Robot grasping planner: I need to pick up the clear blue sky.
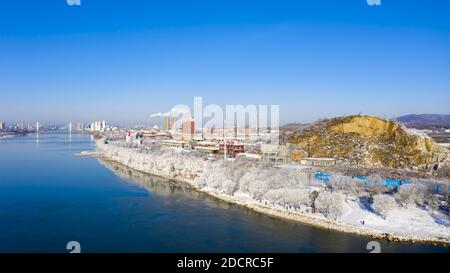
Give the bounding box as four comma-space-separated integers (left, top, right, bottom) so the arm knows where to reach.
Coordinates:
1, 0, 450, 125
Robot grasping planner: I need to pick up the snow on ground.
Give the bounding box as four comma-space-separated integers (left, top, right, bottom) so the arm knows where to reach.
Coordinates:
340, 200, 450, 239
403, 126, 430, 138
205, 187, 450, 240
233, 189, 450, 240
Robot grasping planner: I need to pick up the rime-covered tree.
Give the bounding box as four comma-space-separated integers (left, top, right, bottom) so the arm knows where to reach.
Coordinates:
395, 184, 414, 208
372, 194, 396, 219
309, 190, 319, 213
315, 191, 344, 220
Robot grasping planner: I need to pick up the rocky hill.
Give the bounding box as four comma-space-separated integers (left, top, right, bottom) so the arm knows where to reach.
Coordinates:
288, 115, 449, 169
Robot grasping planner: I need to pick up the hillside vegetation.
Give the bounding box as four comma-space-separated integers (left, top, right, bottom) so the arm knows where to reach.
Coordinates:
288, 115, 449, 169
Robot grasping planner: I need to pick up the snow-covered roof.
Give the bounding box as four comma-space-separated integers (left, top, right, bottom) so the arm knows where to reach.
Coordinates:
194, 146, 219, 151
275, 164, 313, 170
301, 158, 336, 161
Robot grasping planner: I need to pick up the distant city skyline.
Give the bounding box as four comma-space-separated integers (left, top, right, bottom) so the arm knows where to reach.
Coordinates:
1, 1, 450, 125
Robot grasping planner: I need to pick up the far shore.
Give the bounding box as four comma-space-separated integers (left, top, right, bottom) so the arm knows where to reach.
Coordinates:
0, 131, 31, 138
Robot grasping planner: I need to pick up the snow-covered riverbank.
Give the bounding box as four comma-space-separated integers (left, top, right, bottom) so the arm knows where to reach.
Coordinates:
95, 140, 450, 246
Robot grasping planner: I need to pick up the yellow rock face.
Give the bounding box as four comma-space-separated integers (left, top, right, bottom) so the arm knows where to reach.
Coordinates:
290, 149, 308, 161
329, 116, 398, 137
288, 115, 449, 168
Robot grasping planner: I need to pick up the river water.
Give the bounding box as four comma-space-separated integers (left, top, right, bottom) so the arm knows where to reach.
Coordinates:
0, 132, 447, 253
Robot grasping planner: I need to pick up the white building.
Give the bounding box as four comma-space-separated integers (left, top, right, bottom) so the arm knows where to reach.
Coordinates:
90, 120, 107, 132
159, 140, 187, 148
261, 144, 290, 163
236, 153, 262, 160
300, 158, 336, 167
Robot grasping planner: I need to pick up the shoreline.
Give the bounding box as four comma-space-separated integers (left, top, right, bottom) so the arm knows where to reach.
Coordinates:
0, 132, 31, 138
93, 151, 449, 247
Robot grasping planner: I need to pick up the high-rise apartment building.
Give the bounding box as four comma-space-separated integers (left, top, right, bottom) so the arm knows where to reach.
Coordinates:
182, 119, 195, 140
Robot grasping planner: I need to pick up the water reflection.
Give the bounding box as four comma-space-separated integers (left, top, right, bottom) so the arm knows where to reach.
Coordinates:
98, 158, 240, 212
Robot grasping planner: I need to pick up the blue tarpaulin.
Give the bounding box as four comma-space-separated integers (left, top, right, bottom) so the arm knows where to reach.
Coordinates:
313, 172, 446, 192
